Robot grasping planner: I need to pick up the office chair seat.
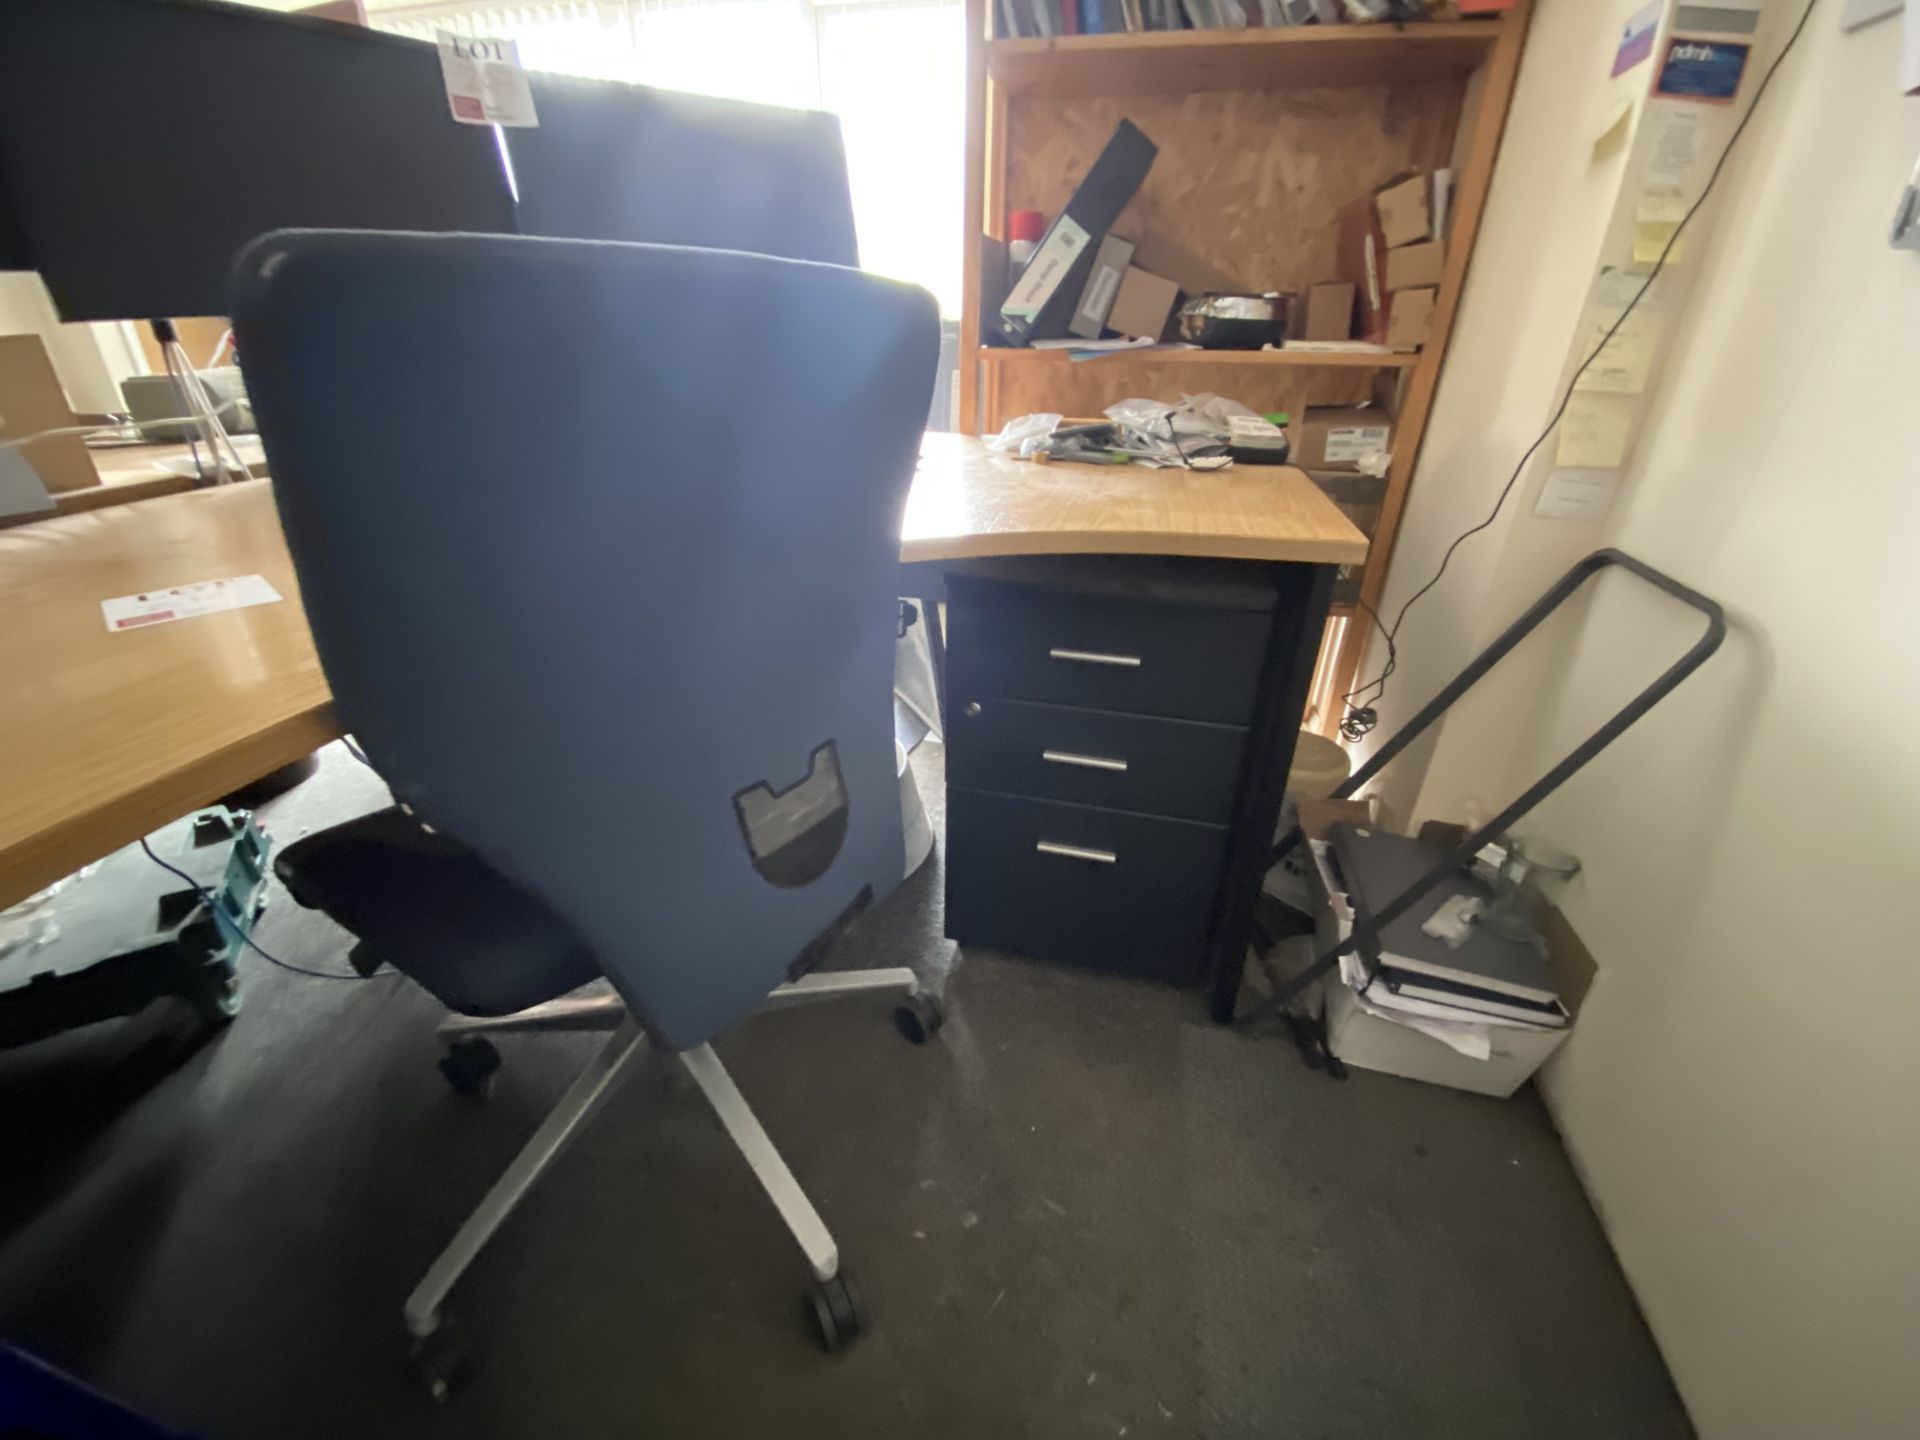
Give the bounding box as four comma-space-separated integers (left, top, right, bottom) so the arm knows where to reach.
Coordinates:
276, 808, 601, 1017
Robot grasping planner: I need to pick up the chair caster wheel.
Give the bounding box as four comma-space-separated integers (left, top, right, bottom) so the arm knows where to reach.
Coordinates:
438, 1037, 501, 1096
804, 1271, 867, 1354
347, 940, 386, 977
892, 993, 944, 1045
410, 1317, 474, 1401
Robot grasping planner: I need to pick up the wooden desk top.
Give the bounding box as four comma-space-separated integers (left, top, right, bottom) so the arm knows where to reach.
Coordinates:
0, 483, 335, 906
0, 436, 1366, 906
901, 431, 1368, 567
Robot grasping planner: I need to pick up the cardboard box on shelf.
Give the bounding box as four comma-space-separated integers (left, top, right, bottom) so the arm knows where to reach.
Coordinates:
1069, 233, 1136, 339
1292, 405, 1393, 471
1130, 231, 1246, 298
1105, 266, 1180, 341
1302, 281, 1357, 342
1297, 801, 1598, 1100
1375, 171, 1435, 248
1384, 286, 1437, 349
1385, 238, 1444, 292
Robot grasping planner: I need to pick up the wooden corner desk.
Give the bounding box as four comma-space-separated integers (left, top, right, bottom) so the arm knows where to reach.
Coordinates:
0, 432, 1364, 1022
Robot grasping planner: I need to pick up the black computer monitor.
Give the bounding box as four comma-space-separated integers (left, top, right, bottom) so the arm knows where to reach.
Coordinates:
507, 73, 859, 269
0, 0, 516, 321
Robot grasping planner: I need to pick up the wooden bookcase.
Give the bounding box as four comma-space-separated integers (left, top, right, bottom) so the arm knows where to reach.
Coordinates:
958, 2, 1534, 729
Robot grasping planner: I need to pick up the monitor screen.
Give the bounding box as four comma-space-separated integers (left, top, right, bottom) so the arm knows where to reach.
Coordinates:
507, 73, 858, 269
0, 0, 516, 321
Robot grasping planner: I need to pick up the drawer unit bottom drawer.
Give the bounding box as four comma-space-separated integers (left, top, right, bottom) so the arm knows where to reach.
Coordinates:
944, 787, 1227, 983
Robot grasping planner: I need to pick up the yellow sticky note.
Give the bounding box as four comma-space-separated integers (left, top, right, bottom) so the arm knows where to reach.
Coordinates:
1558, 396, 1633, 470
1575, 311, 1663, 395
1633, 220, 1687, 267
1636, 187, 1688, 225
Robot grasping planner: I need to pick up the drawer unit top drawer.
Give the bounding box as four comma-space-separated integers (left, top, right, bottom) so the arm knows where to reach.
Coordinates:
946, 576, 1274, 725
944, 787, 1226, 984
949, 696, 1246, 826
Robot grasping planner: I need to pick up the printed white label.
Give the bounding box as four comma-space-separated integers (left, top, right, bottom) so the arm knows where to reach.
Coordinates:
437, 31, 539, 128
1076, 263, 1123, 327
1323, 424, 1391, 463
1001, 217, 1092, 324
101, 575, 283, 632
1534, 469, 1620, 520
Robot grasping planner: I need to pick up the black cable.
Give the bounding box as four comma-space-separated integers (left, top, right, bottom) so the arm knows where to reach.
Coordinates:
139, 836, 375, 981
1341, 0, 1820, 739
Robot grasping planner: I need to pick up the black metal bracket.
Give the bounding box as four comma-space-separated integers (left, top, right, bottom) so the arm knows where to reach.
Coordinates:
1241, 548, 1726, 1027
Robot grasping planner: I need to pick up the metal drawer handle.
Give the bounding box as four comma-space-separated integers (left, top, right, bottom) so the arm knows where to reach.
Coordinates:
1048, 647, 1141, 668
1035, 840, 1118, 865
1042, 749, 1129, 773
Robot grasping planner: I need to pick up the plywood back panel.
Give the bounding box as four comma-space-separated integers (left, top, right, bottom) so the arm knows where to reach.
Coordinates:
993, 356, 1375, 432
1006, 82, 1463, 296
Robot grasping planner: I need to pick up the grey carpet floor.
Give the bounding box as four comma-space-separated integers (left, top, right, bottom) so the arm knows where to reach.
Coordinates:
0, 742, 1690, 1438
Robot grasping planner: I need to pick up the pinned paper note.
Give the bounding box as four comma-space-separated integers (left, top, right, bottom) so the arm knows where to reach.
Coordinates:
101, 575, 283, 632
1558, 396, 1634, 470
1633, 220, 1688, 267
1591, 266, 1671, 312
1575, 310, 1663, 394
1535, 469, 1621, 520
436, 31, 539, 127
1646, 105, 1706, 187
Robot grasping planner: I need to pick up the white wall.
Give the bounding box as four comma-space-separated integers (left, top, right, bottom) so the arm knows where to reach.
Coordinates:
1371, 6, 1920, 1437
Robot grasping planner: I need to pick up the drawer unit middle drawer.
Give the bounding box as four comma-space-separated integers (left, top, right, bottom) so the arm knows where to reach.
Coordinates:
946, 576, 1274, 725
948, 696, 1247, 826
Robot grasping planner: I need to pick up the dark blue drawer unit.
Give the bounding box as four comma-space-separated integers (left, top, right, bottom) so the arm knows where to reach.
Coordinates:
942, 558, 1335, 1008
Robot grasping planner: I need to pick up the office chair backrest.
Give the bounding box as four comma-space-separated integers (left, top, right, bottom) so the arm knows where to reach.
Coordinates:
233, 232, 939, 1049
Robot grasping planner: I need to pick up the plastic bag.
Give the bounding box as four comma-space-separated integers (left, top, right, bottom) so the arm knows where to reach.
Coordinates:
985, 412, 1063, 460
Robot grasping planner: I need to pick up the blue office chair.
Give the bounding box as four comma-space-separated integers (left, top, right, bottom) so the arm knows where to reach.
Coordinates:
230, 230, 942, 1392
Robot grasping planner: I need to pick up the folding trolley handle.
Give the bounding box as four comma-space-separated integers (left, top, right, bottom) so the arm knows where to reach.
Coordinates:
1252, 548, 1726, 1017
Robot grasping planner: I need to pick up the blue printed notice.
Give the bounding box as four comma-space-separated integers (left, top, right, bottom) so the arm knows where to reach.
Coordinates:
1655, 39, 1750, 102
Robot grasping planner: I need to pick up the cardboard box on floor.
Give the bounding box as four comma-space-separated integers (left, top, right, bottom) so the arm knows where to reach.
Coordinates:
1297, 801, 1598, 1099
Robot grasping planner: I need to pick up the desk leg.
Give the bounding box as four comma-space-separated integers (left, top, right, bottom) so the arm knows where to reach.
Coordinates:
1205, 562, 1338, 1025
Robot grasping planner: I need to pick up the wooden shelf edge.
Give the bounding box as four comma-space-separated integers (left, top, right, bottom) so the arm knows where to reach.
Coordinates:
986, 21, 1503, 96
978, 345, 1420, 370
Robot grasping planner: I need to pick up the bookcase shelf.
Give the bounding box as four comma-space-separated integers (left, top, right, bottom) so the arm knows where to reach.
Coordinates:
959, 1, 1536, 729
980, 344, 1421, 370
986, 22, 1503, 98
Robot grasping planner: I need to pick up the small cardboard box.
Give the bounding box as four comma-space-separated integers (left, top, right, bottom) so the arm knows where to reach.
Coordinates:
1292, 404, 1393, 471
1385, 239, 1444, 292
1384, 286, 1437, 349
1375, 172, 1434, 248
1302, 281, 1357, 342
1299, 803, 1599, 1100
1105, 266, 1180, 341
1130, 231, 1246, 297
